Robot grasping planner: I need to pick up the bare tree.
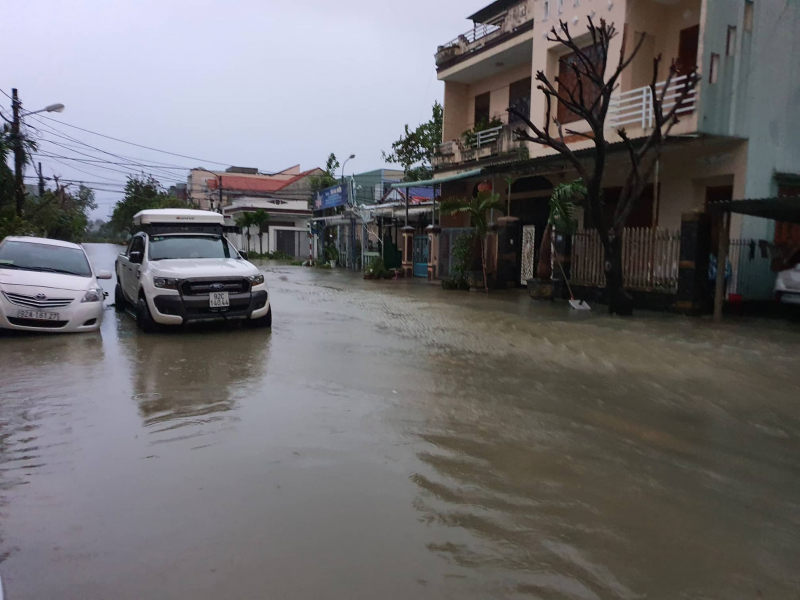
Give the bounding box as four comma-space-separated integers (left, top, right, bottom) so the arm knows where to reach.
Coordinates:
509, 18, 699, 314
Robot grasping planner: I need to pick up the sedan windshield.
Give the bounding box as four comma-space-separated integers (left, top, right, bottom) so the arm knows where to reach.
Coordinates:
0, 241, 92, 277
148, 235, 238, 260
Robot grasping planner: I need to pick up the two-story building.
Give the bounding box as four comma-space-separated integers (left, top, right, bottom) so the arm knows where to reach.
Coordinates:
433, 0, 800, 298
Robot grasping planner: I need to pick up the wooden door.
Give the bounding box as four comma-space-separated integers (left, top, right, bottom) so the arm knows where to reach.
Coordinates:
677, 25, 700, 74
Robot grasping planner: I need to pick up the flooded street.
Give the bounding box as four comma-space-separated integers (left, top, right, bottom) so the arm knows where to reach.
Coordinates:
2, 243, 800, 599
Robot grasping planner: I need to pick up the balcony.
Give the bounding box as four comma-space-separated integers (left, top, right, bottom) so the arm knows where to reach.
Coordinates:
435, 1, 532, 71
434, 115, 528, 168
608, 76, 698, 129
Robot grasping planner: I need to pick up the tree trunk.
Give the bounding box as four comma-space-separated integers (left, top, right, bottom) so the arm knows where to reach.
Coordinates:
537, 225, 553, 279
480, 236, 489, 293
260, 233, 263, 255
604, 234, 633, 315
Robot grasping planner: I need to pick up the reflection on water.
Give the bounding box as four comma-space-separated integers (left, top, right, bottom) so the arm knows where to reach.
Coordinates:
121, 323, 271, 443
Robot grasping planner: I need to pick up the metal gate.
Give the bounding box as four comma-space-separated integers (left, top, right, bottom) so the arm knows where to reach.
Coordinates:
520, 225, 536, 284
439, 228, 475, 279
413, 235, 429, 278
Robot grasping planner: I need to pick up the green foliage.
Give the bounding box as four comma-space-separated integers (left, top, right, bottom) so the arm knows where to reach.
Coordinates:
548, 179, 586, 232
382, 102, 443, 182
323, 244, 339, 263
366, 257, 388, 279
110, 175, 191, 236
451, 231, 478, 285
440, 191, 504, 239
0, 185, 98, 244
251, 209, 270, 254
462, 116, 504, 147
309, 153, 340, 193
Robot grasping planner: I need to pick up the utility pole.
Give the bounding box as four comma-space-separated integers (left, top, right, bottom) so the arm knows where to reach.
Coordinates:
11, 89, 25, 217
218, 175, 223, 214
37, 162, 45, 197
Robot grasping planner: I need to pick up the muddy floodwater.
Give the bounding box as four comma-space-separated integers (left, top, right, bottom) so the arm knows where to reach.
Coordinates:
1, 243, 800, 599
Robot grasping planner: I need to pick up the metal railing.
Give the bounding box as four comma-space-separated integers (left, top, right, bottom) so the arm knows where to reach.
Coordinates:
473, 125, 504, 148
441, 20, 503, 49
608, 75, 697, 129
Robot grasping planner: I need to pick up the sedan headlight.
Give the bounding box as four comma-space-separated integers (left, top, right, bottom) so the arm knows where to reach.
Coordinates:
154, 277, 180, 290
81, 289, 103, 303
247, 274, 265, 286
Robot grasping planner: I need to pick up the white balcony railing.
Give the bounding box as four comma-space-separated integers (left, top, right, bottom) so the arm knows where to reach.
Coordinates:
473, 125, 503, 148
608, 75, 697, 129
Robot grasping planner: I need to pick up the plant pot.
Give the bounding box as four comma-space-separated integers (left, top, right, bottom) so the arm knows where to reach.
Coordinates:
329, 260, 336, 268
527, 278, 554, 300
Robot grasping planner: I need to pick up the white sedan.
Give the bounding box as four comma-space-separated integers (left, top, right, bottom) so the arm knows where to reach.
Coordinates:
0, 236, 112, 333
775, 263, 800, 305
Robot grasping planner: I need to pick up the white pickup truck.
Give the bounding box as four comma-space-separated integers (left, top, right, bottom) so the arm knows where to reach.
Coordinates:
114, 209, 271, 332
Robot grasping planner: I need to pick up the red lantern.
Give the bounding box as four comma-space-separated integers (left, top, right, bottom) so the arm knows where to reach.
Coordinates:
477, 181, 492, 193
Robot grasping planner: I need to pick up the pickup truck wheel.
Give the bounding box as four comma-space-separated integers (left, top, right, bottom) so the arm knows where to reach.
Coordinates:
114, 284, 126, 312
249, 306, 272, 329
136, 295, 158, 333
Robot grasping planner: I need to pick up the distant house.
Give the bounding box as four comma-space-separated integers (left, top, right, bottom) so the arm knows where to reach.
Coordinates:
187, 165, 323, 212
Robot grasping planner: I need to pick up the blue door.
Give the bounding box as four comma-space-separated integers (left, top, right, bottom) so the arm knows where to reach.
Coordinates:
413, 236, 429, 278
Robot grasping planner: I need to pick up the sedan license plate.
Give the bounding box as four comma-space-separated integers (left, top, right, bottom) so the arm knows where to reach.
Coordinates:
209, 291, 230, 309
18, 309, 60, 321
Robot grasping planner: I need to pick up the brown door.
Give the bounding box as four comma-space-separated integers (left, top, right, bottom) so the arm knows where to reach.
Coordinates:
677, 25, 699, 74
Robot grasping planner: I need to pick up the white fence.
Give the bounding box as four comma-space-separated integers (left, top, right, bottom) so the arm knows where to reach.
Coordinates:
608, 76, 697, 129
570, 228, 681, 292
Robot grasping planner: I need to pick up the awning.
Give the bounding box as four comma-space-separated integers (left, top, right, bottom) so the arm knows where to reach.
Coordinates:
711, 196, 800, 224
389, 168, 483, 189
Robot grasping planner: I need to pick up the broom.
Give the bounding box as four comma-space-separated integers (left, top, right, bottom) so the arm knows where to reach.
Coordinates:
554, 250, 590, 310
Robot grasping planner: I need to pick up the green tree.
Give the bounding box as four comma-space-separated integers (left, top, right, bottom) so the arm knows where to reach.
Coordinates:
109, 175, 190, 236
309, 153, 340, 193
251, 209, 271, 255
235, 212, 256, 253
537, 180, 586, 279
382, 101, 443, 182
441, 191, 505, 293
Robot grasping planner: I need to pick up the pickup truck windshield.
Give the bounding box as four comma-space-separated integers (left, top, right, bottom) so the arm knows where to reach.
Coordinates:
0, 240, 92, 277
148, 235, 238, 261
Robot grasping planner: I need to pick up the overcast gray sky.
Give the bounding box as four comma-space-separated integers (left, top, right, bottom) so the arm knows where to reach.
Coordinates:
4, 0, 489, 217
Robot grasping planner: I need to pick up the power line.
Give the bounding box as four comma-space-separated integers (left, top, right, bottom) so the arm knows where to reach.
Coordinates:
36, 114, 243, 168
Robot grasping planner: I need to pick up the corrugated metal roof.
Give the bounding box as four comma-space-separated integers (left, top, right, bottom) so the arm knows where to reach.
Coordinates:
711, 196, 800, 223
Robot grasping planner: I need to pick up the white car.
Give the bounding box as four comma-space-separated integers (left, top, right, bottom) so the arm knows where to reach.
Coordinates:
0, 236, 112, 333
114, 209, 271, 332
775, 263, 800, 305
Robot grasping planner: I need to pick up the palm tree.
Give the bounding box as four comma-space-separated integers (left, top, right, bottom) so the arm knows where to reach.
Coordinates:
537, 180, 586, 279
251, 209, 271, 256
235, 212, 256, 253
441, 191, 505, 293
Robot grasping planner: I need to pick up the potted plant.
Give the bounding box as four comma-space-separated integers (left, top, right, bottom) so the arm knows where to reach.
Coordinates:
527, 180, 585, 299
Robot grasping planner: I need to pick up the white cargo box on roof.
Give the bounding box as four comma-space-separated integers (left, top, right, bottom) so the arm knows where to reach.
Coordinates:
133, 209, 224, 226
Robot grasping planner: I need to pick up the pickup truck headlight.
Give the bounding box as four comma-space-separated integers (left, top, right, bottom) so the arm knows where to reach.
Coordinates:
247, 274, 265, 286
81, 288, 103, 303
154, 277, 180, 290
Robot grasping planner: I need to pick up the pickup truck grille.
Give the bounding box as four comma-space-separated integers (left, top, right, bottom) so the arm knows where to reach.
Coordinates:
3, 291, 75, 309
180, 278, 249, 296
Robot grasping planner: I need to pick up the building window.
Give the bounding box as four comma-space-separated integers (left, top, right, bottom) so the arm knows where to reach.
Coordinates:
543, 0, 549, 20
474, 92, 491, 126
709, 53, 720, 84
743, 0, 754, 31
509, 77, 532, 123
726, 25, 737, 55
557, 44, 603, 124
558, 0, 564, 14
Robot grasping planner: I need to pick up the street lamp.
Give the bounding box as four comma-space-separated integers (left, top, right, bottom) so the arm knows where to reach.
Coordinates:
22, 103, 65, 116
341, 154, 355, 180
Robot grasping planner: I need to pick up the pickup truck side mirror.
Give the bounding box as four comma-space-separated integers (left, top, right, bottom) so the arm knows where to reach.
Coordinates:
239, 251, 248, 260
129, 251, 143, 264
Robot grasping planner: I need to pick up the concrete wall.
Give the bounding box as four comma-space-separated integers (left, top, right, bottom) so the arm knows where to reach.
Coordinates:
699, 0, 800, 239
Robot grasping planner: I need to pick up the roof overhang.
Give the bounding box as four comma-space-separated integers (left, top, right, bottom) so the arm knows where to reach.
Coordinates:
711, 196, 800, 223
390, 168, 483, 189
